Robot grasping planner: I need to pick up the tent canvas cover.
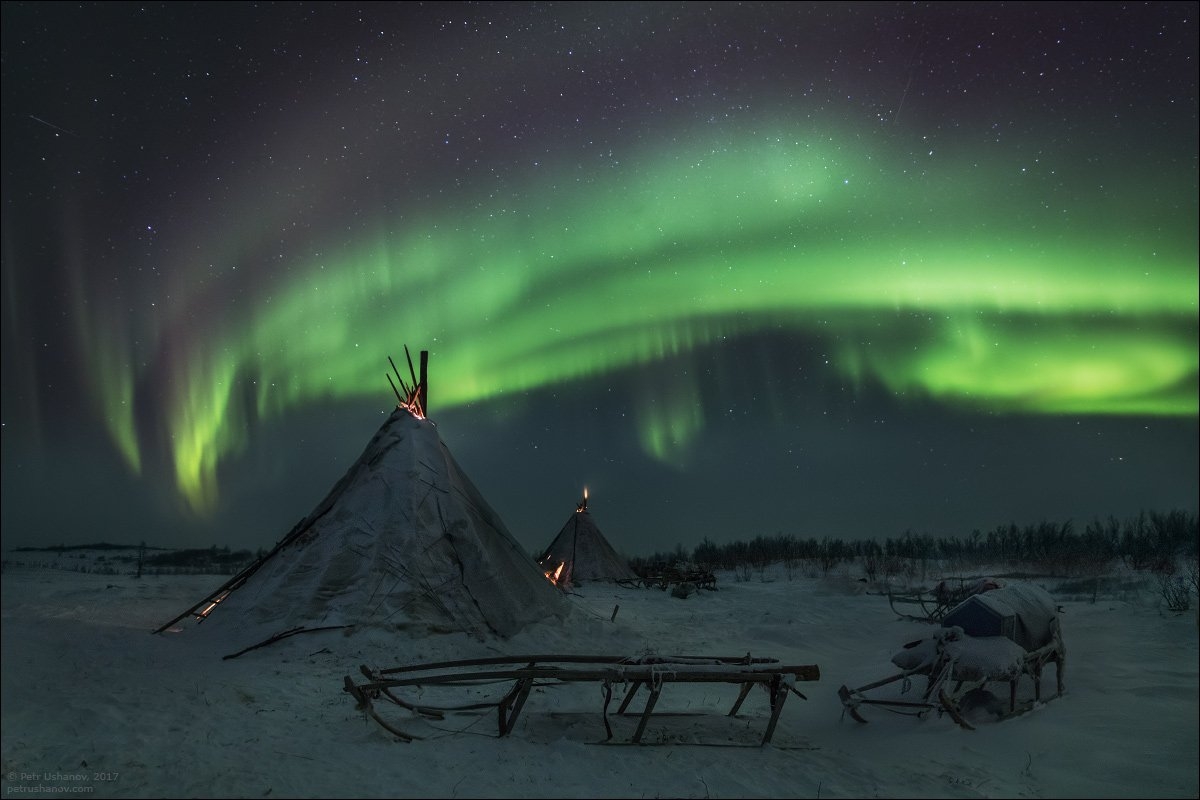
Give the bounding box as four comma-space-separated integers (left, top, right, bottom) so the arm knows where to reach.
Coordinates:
538, 491, 638, 586
160, 407, 567, 645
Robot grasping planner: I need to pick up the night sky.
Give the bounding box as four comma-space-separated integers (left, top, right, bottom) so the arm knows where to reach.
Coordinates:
2, 2, 1196, 557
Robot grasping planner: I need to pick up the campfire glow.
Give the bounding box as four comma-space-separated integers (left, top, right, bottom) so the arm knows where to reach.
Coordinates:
387, 349, 427, 420
198, 590, 231, 619
398, 397, 426, 420
544, 561, 566, 586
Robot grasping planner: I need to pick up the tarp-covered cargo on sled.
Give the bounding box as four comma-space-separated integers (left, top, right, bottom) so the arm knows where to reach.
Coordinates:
839, 582, 1066, 729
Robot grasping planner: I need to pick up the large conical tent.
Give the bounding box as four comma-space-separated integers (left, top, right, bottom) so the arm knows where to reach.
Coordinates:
538, 490, 638, 587
158, 353, 566, 646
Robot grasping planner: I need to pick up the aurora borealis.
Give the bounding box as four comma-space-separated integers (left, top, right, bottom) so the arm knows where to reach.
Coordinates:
2, 2, 1196, 553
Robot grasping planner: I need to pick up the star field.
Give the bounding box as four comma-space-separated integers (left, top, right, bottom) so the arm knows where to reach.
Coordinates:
2, 2, 1196, 552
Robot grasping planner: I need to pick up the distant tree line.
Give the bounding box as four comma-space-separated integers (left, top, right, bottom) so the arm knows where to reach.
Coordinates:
2, 544, 264, 576
146, 545, 261, 573
13, 542, 158, 553
629, 509, 1198, 580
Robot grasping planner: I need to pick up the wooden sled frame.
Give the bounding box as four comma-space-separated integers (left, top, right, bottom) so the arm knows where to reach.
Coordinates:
886, 578, 986, 623
345, 653, 819, 744
623, 569, 718, 591
838, 624, 1065, 730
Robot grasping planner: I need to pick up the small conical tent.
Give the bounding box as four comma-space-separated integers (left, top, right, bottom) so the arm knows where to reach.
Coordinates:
537, 490, 638, 587
158, 395, 567, 645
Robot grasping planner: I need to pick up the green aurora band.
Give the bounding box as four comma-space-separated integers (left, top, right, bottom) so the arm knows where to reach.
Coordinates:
88, 129, 1198, 513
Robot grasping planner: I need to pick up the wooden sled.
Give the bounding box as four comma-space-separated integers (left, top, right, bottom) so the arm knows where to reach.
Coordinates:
345, 653, 819, 744
634, 567, 718, 591
886, 577, 1003, 623
838, 622, 1065, 730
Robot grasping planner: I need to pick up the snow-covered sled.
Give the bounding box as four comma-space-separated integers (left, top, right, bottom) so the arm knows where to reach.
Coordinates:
840, 582, 1066, 729
886, 576, 1004, 623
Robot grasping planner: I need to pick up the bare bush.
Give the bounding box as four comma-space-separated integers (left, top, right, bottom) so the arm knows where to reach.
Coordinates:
862, 554, 879, 586
783, 556, 798, 581
1159, 573, 1192, 614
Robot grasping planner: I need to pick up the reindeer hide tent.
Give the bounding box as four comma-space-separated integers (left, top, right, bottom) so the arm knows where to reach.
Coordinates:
538, 491, 638, 586
158, 405, 567, 646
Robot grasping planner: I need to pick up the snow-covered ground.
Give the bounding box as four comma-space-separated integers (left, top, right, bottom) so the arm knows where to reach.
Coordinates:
2, 557, 1197, 798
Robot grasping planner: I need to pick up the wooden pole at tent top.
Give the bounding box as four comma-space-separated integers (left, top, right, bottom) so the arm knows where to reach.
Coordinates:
419, 350, 428, 415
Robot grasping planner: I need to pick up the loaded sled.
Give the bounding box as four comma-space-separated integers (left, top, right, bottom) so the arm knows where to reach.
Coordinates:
886, 576, 1004, 623
840, 582, 1066, 729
